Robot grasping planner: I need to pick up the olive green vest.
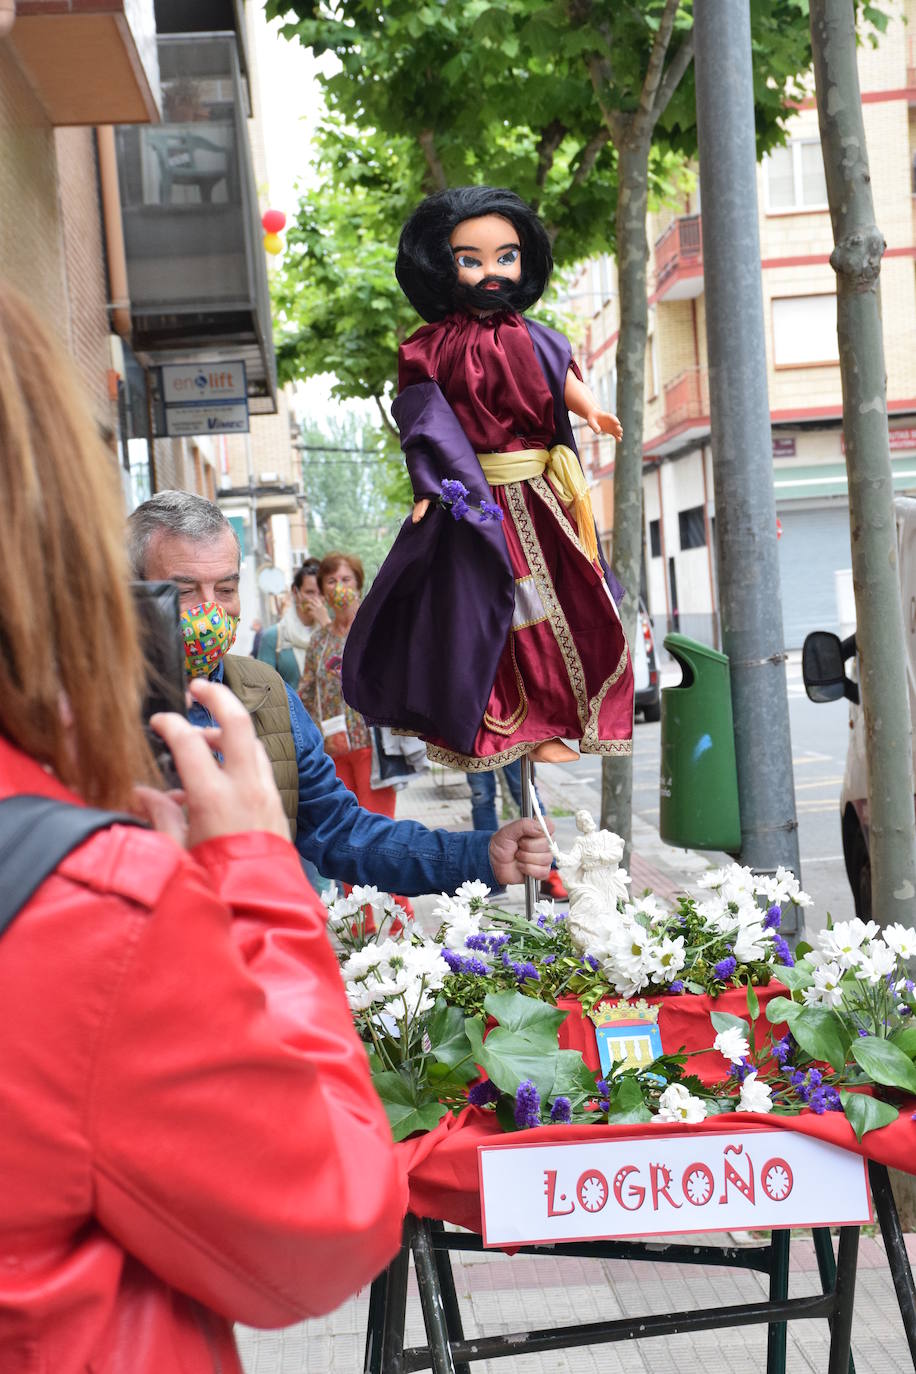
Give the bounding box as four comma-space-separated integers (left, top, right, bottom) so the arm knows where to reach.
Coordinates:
222, 655, 298, 839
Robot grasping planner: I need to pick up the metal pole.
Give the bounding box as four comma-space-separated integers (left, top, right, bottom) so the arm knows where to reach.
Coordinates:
693, 0, 802, 932
519, 755, 538, 920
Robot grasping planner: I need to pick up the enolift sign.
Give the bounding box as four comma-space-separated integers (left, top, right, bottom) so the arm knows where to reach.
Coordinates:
160, 361, 249, 436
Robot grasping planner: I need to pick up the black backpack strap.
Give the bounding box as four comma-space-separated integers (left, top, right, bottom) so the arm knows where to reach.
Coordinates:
0, 795, 144, 937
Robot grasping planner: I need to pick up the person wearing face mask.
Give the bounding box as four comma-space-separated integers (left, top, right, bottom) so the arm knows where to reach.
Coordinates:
126, 493, 554, 898
256, 559, 330, 689
298, 553, 396, 817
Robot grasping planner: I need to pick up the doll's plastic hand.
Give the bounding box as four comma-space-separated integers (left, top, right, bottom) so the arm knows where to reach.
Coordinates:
412, 499, 431, 524
587, 409, 623, 440
489, 818, 554, 885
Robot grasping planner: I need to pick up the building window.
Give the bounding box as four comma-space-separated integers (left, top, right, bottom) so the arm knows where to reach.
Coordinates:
649, 518, 662, 558
772, 294, 839, 367
678, 505, 706, 550
764, 139, 828, 212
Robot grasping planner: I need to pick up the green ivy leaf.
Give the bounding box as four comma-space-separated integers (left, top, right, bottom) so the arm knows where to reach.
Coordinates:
464, 1013, 557, 1098
551, 1049, 599, 1101
839, 1089, 899, 1142
851, 1036, 916, 1095
483, 989, 568, 1039
746, 982, 760, 1022
371, 1070, 449, 1142
427, 998, 476, 1075
789, 1006, 850, 1074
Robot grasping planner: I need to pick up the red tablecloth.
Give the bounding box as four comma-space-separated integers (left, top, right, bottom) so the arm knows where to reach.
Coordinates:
399, 1103, 915, 1235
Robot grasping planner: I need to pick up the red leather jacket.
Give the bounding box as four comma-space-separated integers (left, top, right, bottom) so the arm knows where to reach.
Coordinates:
0, 738, 407, 1373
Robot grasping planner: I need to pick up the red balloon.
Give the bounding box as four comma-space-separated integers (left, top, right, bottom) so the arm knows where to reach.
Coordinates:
261, 209, 287, 234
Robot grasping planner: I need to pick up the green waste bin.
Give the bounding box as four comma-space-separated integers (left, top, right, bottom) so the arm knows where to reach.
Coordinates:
659, 633, 741, 853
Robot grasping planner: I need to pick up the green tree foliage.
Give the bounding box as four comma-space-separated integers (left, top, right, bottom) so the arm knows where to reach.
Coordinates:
298, 413, 407, 580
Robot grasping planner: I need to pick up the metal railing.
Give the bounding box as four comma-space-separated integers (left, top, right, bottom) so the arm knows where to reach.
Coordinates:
654, 213, 703, 286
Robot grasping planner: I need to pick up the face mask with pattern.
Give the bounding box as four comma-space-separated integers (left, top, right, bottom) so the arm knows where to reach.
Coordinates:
179, 601, 240, 678
326, 583, 359, 612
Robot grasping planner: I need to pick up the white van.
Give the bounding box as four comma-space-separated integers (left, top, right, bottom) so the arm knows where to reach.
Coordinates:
802, 495, 916, 919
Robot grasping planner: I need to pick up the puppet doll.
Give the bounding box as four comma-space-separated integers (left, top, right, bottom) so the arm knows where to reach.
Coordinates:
342, 186, 634, 771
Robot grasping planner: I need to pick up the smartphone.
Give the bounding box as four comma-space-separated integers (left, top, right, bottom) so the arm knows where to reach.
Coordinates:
131, 580, 187, 787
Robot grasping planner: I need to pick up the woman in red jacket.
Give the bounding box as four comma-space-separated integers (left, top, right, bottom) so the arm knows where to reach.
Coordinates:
0, 282, 406, 1373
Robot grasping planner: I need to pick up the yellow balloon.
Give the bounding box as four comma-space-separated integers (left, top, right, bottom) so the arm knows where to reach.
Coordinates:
263, 232, 283, 256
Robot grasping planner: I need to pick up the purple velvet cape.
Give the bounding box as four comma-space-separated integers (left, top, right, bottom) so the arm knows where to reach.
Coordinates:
341, 316, 626, 755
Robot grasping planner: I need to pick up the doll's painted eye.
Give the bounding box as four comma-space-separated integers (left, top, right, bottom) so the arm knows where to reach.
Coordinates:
498, 248, 520, 266
455, 253, 481, 269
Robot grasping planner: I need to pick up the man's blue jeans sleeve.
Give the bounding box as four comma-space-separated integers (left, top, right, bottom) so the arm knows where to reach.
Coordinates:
285, 686, 495, 896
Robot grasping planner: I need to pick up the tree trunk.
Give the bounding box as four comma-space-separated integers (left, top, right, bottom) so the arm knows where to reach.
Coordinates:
602, 133, 651, 862
810, 0, 916, 930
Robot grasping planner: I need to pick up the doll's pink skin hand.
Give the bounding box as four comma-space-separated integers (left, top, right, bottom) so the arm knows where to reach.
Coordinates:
489, 818, 554, 885
586, 409, 623, 439
412, 499, 431, 524
564, 369, 623, 440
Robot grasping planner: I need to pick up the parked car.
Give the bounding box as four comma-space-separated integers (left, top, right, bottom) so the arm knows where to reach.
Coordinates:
801, 495, 916, 920
633, 599, 661, 723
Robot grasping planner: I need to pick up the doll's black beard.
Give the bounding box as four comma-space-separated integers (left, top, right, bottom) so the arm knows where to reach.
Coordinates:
455, 275, 528, 313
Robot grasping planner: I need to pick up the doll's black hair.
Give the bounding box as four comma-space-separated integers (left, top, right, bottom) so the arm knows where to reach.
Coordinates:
395, 186, 553, 323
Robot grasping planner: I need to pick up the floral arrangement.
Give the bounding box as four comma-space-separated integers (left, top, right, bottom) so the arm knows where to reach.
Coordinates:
324, 838, 916, 1142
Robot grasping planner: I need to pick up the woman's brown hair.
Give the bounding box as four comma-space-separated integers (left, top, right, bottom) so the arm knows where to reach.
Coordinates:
0, 282, 153, 808
318, 551, 365, 593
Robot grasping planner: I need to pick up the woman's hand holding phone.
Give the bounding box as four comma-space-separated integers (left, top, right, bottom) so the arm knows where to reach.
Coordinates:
139, 679, 290, 848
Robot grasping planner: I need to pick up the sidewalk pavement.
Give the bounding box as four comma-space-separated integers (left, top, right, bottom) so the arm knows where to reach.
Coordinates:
238, 753, 915, 1373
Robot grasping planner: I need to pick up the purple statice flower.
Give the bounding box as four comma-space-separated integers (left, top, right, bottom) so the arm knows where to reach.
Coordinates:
809, 1087, 828, 1115
772, 1033, 795, 1066
449, 496, 470, 521
441, 949, 490, 975
514, 960, 540, 983
763, 905, 782, 931
440, 478, 469, 504
790, 1069, 810, 1104
595, 1078, 610, 1113
542, 954, 557, 965
550, 1096, 572, 1124
488, 933, 510, 951
823, 1086, 843, 1112
464, 933, 488, 951
807, 1068, 823, 1088
586, 955, 600, 972
468, 1078, 500, 1108
536, 914, 548, 928
729, 1057, 754, 1085
514, 1079, 542, 1129
773, 934, 795, 967
906, 980, 915, 994
668, 980, 686, 993
714, 955, 738, 981
478, 499, 504, 524
858, 1027, 869, 1036
501, 949, 511, 967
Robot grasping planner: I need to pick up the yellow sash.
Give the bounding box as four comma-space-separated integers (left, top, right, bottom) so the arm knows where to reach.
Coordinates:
477, 445, 599, 564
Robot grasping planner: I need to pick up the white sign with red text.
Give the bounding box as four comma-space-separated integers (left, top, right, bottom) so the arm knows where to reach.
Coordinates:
477, 1131, 871, 1247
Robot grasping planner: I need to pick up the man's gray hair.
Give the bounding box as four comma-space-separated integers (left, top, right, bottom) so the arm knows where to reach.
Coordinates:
127, 489, 241, 578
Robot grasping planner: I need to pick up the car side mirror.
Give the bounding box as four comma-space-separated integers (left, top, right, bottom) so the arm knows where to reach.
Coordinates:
802, 630, 859, 705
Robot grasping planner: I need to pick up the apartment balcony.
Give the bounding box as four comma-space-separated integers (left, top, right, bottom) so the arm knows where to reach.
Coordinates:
115, 33, 276, 412
7, 0, 160, 125
654, 214, 704, 301
647, 366, 710, 457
